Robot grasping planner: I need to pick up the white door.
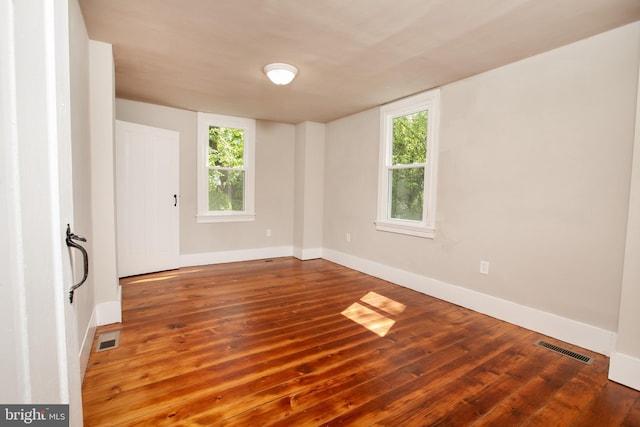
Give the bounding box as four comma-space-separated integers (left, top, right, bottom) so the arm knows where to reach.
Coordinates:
1, 0, 82, 422
116, 120, 180, 277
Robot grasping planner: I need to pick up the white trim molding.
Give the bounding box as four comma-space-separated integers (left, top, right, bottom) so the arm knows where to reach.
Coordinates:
323, 248, 615, 356
609, 352, 640, 391
196, 112, 256, 223
96, 285, 122, 326
293, 247, 323, 261
376, 89, 440, 239
79, 309, 97, 379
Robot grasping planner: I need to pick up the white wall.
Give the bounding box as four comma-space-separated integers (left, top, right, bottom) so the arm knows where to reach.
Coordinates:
609, 59, 640, 391
294, 121, 326, 259
89, 40, 121, 329
323, 23, 640, 352
115, 99, 296, 260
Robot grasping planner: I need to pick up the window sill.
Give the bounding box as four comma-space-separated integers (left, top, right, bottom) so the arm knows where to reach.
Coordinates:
375, 220, 435, 239
196, 212, 256, 223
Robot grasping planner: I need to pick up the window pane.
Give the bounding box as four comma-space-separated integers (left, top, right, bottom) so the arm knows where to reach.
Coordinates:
392, 110, 427, 165
389, 167, 424, 221
208, 126, 244, 168
208, 169, 245, 211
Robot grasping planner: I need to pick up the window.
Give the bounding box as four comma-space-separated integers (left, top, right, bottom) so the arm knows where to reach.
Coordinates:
197, 112, 256, 222
376, 89, 440, 238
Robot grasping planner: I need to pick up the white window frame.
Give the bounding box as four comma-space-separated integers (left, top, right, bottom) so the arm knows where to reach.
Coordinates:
196, 112, 256, 223
376, 89, 440, 238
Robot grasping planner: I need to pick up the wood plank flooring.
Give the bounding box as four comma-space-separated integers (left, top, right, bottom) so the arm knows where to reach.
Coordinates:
82, 257, 640, 426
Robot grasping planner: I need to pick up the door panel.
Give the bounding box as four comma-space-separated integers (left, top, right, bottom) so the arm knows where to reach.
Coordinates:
116, 120, 180, 277
1, 0, 84, 419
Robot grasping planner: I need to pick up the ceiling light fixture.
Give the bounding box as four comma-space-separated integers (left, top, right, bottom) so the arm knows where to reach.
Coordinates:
264, 63, 298, 85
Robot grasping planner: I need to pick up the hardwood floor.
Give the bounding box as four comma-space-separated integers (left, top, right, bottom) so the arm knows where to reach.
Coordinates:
82, 258, 640, 426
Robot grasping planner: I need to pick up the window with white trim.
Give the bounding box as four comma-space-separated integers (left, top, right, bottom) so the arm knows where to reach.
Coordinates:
376, 89, 440, 238
197, 112, 256, 223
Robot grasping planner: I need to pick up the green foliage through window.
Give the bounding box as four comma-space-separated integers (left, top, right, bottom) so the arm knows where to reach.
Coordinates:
389, 110, 428, 221
392, 111, 427, 165
208, 126, 245, 211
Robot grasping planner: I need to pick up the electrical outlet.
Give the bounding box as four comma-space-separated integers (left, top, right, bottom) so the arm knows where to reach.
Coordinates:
266, 229, 272, 237
346, 233, 351, 242
480, 260, 489, 275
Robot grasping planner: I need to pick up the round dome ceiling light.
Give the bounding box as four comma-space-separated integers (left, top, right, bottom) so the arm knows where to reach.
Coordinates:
264, 63, 298, 85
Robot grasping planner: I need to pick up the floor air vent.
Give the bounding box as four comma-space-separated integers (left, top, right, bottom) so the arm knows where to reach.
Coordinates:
534, 339, 594, 364
96, 331, 120, 352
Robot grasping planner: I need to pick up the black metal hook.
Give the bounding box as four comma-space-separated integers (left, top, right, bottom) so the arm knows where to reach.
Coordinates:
66, 224, 88, 303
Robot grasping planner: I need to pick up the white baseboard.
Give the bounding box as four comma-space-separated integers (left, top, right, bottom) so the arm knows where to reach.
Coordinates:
293, 247, 323, 260
96, 286, 122, 326
323, 249, 615, 356
609, 352, 640, 391
79, 309, 97, 380
180, 246, 294, 267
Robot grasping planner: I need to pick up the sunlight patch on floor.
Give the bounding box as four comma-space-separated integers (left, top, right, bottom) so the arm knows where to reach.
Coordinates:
360, 291, 406, 316
342, 303, 395, 337
341, 291, 407, 337
127, 274, 178, 284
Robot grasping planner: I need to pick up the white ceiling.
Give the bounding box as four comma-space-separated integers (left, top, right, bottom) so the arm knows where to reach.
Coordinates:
78, 0, 640, 124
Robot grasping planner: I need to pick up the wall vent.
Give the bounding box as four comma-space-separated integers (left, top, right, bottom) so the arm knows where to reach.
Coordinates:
534, 339, 594, 364
96, 331, 120, 352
